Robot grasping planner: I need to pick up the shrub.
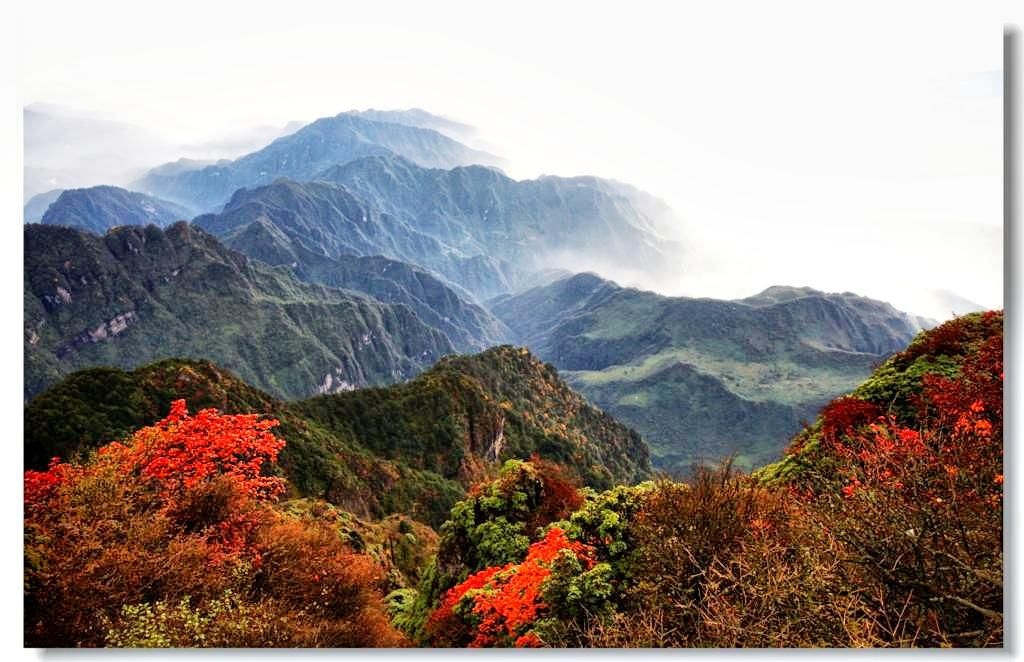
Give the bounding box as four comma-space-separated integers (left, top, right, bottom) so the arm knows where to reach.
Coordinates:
405, 460, 585, 637
549, 469, 871, 647
102, 591, 273, 647
624, 469, 798, 641
798, 312, 1003, 646
424, 527, 595, 647
24, 401, 405, 647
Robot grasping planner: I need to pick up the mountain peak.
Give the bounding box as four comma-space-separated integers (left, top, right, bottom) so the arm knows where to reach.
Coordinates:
743, 285, 824, 304
135, 110, 504, 213
40, 185, 192, 234
340, 108, 477, 140
491, 272, 927, 473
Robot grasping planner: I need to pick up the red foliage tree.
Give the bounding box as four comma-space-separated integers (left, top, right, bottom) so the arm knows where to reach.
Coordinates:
105, 399, 285, 499
26, 399, 285, 506
894, 310, 1003, 369
25, 400, 288, 566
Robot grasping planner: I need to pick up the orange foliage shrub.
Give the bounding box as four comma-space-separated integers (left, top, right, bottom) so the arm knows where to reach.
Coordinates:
548, 468, 866, 648
24, 401, 405, 648
808, 317, 1003, 646
525, 455, 585, 534
426, 527, 594, 647
818, 397, 882, 447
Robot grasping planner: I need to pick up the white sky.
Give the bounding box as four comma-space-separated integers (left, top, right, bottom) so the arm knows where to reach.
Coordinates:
17, 0, 1012, 318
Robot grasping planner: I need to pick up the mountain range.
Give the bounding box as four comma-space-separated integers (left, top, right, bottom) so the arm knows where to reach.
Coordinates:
25, 187, 927, 474
192, 176, 518, 301
25, 106, 935, 477
490, 273, 926, 471
24, 222, 453, 401
193, 154, 681, 301
315, 155, 682, 283
20, 102, 1003, 649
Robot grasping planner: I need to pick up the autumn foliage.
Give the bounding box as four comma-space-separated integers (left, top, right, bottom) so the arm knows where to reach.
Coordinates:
24, 400, 405, 647
426, 527, 595, 647
807, 313, 1004, 645
523, 455, 585, 534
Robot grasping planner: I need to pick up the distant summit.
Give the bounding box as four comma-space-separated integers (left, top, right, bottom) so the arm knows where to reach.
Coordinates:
342, 108, 478, 143
741, 285, 830, 305
315, 154, 683, 295
135, 112, 506, 213
40, 186, 191, 234
193, 153, 681, 302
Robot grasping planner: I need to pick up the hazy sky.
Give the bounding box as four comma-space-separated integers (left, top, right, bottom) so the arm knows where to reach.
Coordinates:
18, 0, 1008, 318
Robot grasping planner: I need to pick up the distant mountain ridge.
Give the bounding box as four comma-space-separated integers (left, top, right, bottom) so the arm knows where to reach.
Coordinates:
738, 285, 930, 354
202, 206, 510, 352
24, 222, 454, 401
342, 108, 479, 144
39, 185, 191, 234
194, 174, 522, 301
191, 153, 681, 302
490, 273, 924, 471
298, 254, 513, 352
135, 113, 506, 213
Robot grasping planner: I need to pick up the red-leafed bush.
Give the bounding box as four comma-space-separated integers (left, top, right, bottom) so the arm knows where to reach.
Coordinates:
425, 527, 594, 647
807, 316, 1004, 646
894, 310, 1003, 369
525, 456, 585, 535
24, 401, 405, 648
26, 399, 285, 511
100, 398, 286, 500
818, 397, 882, 446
